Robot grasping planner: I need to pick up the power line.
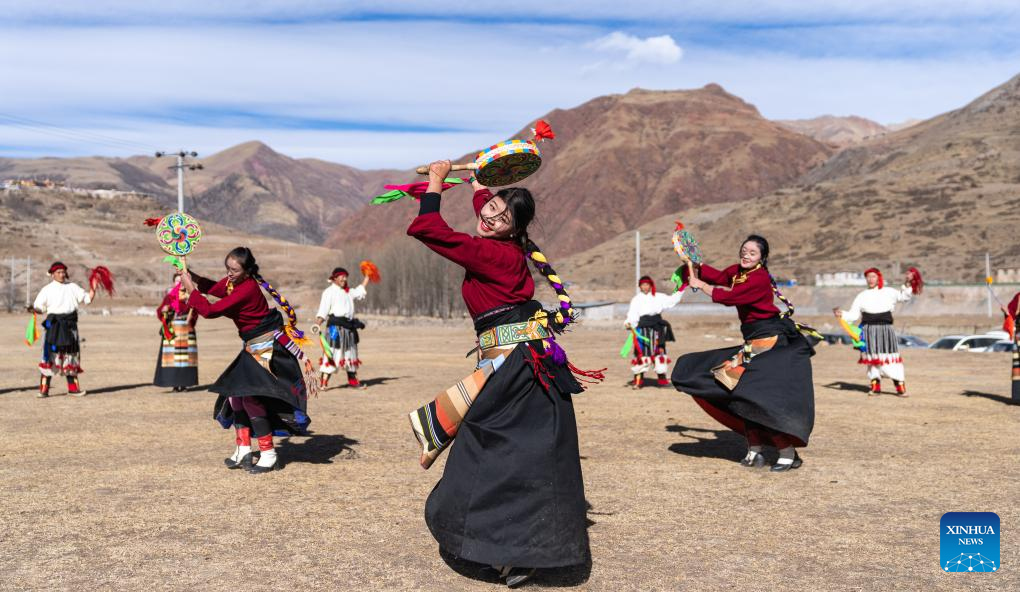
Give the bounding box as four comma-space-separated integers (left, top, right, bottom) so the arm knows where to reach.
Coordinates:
0, 112, 158, 153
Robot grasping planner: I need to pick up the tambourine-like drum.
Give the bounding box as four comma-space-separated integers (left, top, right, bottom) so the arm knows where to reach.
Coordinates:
472, 139, 542, 186
156, 212, 203, 257
413, 120, 554, 187
414, 139, 542, 187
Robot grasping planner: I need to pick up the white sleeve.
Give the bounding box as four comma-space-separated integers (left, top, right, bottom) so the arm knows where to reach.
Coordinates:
841, 293, 864, 323
626, 295, 641, 327
316, 288, 332, 320
74, 283, 91, 305
895, 285, 913, 303
660, 291, 684, 309
33, 286, 48, 313
350, 285, 367, 301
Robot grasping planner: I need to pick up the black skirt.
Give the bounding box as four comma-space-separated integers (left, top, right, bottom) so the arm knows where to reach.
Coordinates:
671, 316, 815, 446
43, 312, 80, 355
425, 302, 589, 569
211, 310, 309, 435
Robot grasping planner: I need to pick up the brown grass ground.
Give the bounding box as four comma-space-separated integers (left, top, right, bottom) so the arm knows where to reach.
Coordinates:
1, 314, 1017, 591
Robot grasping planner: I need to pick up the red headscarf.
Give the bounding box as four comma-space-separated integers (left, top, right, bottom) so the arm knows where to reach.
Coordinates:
863, 268, 884, 289
639, 275, 656, 296
48, 261, 67, 274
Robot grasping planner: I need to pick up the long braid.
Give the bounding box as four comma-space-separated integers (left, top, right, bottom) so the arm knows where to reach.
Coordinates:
524, 238, 576, 333
766, 267, 795, 319
253, 272, 309, 345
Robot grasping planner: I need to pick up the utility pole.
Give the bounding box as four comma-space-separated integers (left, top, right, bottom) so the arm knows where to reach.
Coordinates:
986, 252, 992, 317
635, 231, 641, 293
155, 150, 203, 213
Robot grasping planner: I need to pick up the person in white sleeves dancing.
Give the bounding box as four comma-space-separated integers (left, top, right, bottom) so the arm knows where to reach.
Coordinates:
625, 276, 684, 389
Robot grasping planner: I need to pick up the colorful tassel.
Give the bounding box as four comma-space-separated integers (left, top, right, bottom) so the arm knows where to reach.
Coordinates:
370, 177, 467, 205
144, 217, 162, 227
89, 266, 115, 296
24, 312, 39, 346
360, 260, 381, 283
163, 255, 184, 270
531, 119, 555, 142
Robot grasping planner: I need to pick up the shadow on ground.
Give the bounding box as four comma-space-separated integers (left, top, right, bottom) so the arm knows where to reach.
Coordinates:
960, 390, 1018, 406
277, 433, 359, 464
666, 423, 745, 462
822, 381, 871, 393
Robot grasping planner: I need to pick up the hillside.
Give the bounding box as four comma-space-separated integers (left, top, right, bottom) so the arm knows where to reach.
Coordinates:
329, 84, 833, 256
563, 73, 1020, 292
0, 143, 401, 244
776, 115, 889, 148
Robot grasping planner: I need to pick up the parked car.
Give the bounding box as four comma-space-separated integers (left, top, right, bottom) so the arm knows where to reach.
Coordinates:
897, 334, 929, 348
988, 340, 1015, 353
819, 333, 853, 346
929, 335, 1008, 352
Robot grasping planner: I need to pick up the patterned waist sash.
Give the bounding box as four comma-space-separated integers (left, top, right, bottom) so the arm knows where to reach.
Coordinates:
477, 319, 550, 350
712, 336, 780, 391
244, 329, 319, 400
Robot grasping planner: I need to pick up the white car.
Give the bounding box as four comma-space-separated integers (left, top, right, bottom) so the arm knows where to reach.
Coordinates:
929, 334, 1009, 352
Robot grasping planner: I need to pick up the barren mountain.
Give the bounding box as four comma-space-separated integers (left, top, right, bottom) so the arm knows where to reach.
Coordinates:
0, 142, 400, 244
329, 84, 833, 256
564, 73, 1020, 290
0, 188, 339, 312
776, 115, 889, 148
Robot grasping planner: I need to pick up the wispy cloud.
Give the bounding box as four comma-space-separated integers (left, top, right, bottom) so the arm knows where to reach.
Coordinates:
0, 2, 1016, 166
589, 32, 682, 65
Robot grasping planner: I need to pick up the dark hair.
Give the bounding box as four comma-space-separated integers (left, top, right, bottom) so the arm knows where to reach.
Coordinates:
741, 235, 770, 267
226, 246, 260, 277
224, 247, 304, 341
495, 187, 536, 249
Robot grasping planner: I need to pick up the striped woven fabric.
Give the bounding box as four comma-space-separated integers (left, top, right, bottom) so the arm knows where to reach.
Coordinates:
160, 318, 197, 368
859, 324, 902, 365
409, 348, 510, 469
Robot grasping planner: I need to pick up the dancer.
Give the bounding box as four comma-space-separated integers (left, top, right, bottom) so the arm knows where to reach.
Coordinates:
153, 270, 199, 391
314, 267, 369, 389
181, 247, 316, 474
30, 262, 104, 398
1003, 291, 1019, 402
625, 275, 683, 389
833, 267, 922, 396
672, 235, 815, 472
407, 163, 592, 587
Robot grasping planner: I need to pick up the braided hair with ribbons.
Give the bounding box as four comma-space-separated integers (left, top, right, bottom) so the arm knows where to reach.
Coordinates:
226, 247, 309, 346
740, 235, 819, 338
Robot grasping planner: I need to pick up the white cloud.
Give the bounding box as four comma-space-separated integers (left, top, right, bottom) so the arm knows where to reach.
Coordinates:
590, 32, 683, 65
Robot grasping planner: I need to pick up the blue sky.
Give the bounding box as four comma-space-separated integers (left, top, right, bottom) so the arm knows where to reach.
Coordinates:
0, 1, 1017, 167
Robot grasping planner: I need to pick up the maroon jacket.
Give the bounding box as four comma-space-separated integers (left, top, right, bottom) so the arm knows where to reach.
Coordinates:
188, 275, 270, 334
407, 189, 534, 319
698, 263, 780, 324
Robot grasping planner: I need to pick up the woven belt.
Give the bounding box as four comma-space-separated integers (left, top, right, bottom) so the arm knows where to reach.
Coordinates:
477, 320, 550, 351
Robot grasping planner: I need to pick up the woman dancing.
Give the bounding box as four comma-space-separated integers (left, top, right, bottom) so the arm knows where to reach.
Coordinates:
153, 269, 199, 392
407, 163, 592, 587
672, 235, 815, 472
181, 247, 315, 474
833, 267, 922, 396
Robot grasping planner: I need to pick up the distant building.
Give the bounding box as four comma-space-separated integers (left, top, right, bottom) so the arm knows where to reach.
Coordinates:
815, 272, 868, 287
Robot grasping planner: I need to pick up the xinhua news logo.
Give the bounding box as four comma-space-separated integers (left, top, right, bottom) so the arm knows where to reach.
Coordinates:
940, 512, 1000, 573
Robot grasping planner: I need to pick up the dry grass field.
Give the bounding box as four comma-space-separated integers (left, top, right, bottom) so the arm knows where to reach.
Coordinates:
1, 313, 1017, 591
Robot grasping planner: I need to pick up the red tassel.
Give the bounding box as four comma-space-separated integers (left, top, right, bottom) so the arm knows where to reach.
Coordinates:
360, 260, 381, 283
568, 362, 607, 385
531, 119, 556, 142
89, 266, 115, 296
674, 220, 685, 231
143, 217, 162, 227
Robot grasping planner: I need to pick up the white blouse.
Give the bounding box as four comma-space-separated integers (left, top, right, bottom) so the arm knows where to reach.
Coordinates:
626, 291, 684, 327
840, 285, 912, 323
316, 284, 366, 320
33, 281, 91, 315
